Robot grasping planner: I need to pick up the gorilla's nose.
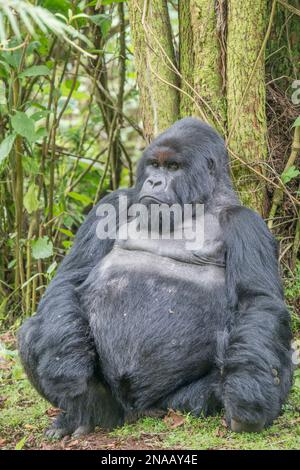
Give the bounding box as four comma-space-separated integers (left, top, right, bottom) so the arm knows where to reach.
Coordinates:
146, 176, 164, 189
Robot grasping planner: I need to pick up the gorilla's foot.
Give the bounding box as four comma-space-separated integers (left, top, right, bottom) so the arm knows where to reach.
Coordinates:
230, 418, 265, 433
45, 426, 70, 440
45, 412, 73, 440
72, 424, 94, 438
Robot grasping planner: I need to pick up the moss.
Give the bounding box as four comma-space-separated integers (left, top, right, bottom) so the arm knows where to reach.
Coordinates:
178, 0, 194, 118
190, 0, 227, 134
227, 0, 268, 213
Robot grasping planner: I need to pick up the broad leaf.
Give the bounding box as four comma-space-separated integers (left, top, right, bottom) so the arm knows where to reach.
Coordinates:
281, 165, 300, 184
15, 436, 27, 451
34, 127, 48, 140
32, 237, 53, 260
90, 15, 112, 37
24, 184, 39, 214
100, 0, 125, 4
54, 227, 75, 238
0, 134, 16, 165
11, 112, 36, 144
292, 116, 300, 128
30, 110, 49, 121
19, 65, 51, 78
46, 261, 57, 275
68, 191, 93, 205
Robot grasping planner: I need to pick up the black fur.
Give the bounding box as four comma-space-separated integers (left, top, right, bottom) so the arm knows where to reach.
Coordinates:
18, 118, 293, 436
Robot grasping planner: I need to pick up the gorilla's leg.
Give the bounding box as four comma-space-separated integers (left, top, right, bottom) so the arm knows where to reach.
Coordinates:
159, 370, 222, 417
45, 379, 124, 438
19, 314, 124, 439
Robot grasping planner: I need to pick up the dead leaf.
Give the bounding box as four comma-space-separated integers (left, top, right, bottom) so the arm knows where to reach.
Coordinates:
215, 427, 225, 438
163, 409, 185, 429
24, 424, 35, 430
46, 407, 60, 417
0, 396, 7, 408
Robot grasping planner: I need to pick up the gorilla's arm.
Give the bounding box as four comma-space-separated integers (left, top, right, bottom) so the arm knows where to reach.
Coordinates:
19, 189, 134, 404
220, 206, 292, 429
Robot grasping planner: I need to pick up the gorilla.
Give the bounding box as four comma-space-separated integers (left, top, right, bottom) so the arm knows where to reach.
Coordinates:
18, 118, 293, 438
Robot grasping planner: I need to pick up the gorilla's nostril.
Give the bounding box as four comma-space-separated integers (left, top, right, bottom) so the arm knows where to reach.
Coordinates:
147, 178, 162, 188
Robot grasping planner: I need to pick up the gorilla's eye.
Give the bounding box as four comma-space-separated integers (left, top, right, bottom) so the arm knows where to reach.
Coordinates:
207, 158, 215, 171
168, 162, 179, 171
150, 161, 159, 168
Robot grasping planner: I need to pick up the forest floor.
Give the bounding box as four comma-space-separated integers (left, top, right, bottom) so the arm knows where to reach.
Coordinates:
1, 331, 300, 451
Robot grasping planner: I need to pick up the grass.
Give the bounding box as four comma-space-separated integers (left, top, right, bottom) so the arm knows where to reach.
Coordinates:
1, 335, 300, 450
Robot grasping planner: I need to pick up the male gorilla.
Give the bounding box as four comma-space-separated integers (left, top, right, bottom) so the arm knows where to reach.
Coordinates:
19, 118, 293, 438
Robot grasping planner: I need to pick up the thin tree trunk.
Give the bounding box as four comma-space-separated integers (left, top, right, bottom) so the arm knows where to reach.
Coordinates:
227, 0, 269, 214
178, 0, 194, 118
190, 0, 227, 133
128, 0, 179, 141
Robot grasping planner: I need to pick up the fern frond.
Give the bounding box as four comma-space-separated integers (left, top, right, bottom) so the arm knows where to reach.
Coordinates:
0, 0, 95, 57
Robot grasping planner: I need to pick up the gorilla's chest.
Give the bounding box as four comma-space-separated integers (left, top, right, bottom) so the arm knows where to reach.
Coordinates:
98, 210, 226, 288
99, 244, 225, 290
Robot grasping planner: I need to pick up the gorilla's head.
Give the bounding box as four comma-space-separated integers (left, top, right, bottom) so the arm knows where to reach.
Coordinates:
136, 117, 231, 206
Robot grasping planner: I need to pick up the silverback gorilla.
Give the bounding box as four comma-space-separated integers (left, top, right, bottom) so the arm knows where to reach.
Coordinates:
19, 118, 293, 438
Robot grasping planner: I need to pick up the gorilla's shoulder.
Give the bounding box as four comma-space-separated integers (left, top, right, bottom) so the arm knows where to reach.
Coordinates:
220, 205, 268, 230
219, 205, 278, 253
85, 187, 136, 221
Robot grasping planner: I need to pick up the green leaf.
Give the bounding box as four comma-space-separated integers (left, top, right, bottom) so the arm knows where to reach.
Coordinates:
0, 60, 10, 78
32, 237, 53, 260
65, 79, 80, 91
54, 227, 75, 238
11, 112, 36, 144
34, 127, 48, 140
30, 110, 49, 121
281, 166, 300, 184
0, 49, 21, 69
23, 156, 40, 175
47, 261, 57, 275
0, 81, 6, 105
68, 191, 93, 206
19, 65, 51, 79
24, 184, 39, 214
90, 14, 112, 37
100, 0, 125, 4
15, 436, 27, 451
293, 116, 300, 128
40, 0, 73, 16
0, 134, 16, 165
62, 240, 73, 249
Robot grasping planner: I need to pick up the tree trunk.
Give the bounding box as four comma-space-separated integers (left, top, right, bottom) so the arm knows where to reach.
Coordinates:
178, 0, 194, 118
189, 0, 227, 134
226, 0, 268, 214
128, 0, 179, 141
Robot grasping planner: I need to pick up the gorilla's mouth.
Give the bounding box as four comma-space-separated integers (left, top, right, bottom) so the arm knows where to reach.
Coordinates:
138, 195, 166, 204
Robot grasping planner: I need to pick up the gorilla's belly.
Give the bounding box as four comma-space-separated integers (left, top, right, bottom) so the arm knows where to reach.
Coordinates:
86, 246, 229, 410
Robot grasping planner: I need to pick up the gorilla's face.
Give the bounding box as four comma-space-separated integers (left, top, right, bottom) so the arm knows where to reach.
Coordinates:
138, 145, 186, 206
136, 118, 229, 206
